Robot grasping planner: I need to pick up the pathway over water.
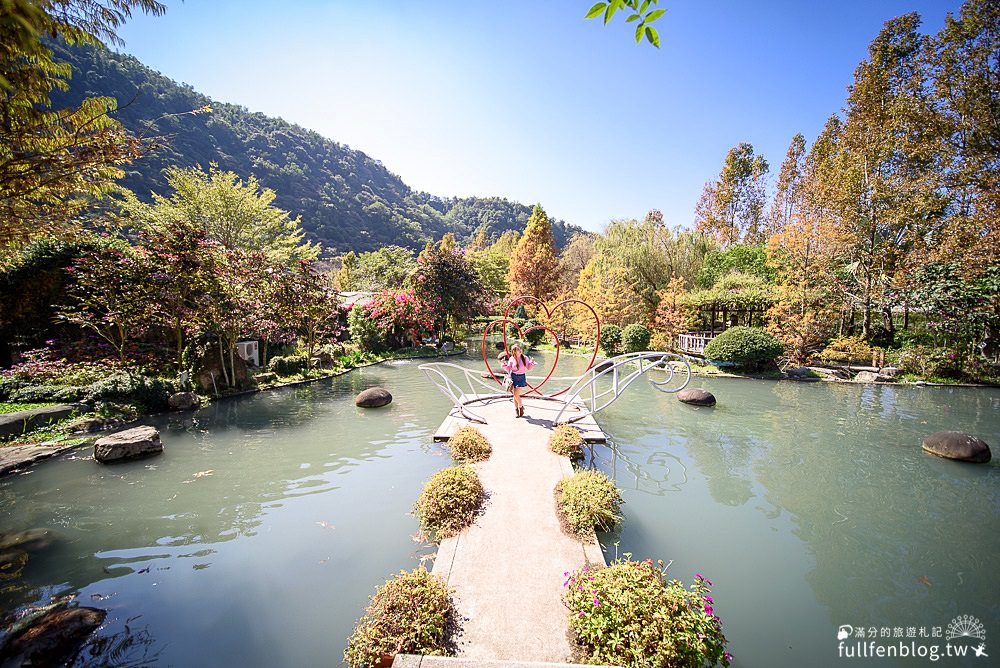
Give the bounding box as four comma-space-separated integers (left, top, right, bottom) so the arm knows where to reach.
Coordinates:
428, 395, 606, 662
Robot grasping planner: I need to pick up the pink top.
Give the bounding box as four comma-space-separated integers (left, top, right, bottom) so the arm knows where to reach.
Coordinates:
501, 354, 535, 375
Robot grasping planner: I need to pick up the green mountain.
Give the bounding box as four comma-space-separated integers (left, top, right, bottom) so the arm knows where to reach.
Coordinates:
49, 41, 581, 254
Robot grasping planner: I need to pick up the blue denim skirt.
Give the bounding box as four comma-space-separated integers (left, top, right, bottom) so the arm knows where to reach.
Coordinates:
511, 372, 528, 388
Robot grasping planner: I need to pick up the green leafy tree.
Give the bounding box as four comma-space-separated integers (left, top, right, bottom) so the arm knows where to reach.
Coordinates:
0, 0, 165, 260
696, 244, 776, 289
289, 261, 343, 368
415, 236, 489, 334
470, 230, 519, 299
507, 205, 561, 301
118, 164, 318, 266
351, 245, 416, 291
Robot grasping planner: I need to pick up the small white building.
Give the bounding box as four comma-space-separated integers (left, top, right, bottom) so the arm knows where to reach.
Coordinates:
236, 340, 260, 367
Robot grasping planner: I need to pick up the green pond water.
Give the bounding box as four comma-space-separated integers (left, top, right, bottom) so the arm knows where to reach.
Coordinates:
1, 349, 998, 667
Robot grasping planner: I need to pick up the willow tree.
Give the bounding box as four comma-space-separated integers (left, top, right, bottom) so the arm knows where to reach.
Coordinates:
507, 205, 560, 301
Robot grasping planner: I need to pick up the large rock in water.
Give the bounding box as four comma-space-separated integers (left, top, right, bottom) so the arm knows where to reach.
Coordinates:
167, 391, 200, 411
94, 426, 162, 463
0, 604, 106, 666
922, 432, 991, 463
355, 387, 392, 408
677, 388, 717, 406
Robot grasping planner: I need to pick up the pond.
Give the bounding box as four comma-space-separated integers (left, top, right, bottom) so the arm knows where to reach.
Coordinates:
1, 348, 997, 667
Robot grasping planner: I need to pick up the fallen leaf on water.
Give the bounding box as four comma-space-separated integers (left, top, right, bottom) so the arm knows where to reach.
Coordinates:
316, 521, 336, 530
193, 470, 214, 478
137, 566, 150, 574
917, 575, 932, 587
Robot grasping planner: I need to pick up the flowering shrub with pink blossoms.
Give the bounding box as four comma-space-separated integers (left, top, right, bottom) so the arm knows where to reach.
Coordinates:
563, 558, 731, 668
349, 289, 442, 352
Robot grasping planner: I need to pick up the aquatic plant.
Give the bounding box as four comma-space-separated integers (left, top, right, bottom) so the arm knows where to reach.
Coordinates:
344, 568, 455, 667
414, 466, 484, 538
447, 426, 492, 463
563, 559, 731, 667
556, 470, 622, 537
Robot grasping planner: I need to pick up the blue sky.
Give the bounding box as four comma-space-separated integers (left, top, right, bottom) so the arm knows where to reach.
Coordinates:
116, 0, 963, 234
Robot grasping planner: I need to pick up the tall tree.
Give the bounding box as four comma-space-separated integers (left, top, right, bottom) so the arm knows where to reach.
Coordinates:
118, 164, 318, 265
507, 205, 560, 300
694, 143, 770, 246
415, 235, 489, 334
928, 0, 1000, 271
767, 133, 807, 239
828, 13, 946, 341
0, 0, 165, 260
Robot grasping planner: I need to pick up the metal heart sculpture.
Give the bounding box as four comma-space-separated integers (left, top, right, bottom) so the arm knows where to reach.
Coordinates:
481, 296, 601, 397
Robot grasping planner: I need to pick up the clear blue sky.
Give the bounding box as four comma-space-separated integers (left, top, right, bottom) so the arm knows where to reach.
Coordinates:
116, 0, 963, 233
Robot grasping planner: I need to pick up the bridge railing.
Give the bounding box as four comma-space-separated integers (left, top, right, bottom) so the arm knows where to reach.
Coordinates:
420, 351, 692, 426
552, 351, 692, 424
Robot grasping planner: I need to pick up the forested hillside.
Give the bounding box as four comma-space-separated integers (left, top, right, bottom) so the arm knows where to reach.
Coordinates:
49, 41, 580, 253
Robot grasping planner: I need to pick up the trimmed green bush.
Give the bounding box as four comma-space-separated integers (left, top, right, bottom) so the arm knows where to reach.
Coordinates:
621, 324, 651, 353
599, 324, 622, 356
447, 426, 492, 463
556, 470, 622, 537
414, 466, 484, 538
522, 319, 546, 345
548, 425, 584, 459
344, 568, 454, 667
563, 560, 731, 667
267, 354, 309, 376
703, 326, 783, 369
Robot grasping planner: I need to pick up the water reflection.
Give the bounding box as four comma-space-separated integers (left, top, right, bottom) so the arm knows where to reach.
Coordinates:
590, 378, 999, 667
1, 362, 453, 667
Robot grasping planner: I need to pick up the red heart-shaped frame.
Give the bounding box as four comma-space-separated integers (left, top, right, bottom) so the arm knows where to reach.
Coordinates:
480, 296, 601, 397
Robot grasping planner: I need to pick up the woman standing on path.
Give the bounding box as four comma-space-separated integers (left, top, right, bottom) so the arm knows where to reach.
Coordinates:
501, 344, 535, 418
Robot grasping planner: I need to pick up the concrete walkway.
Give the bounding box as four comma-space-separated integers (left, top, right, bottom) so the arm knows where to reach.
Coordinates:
428, 395, 607, 663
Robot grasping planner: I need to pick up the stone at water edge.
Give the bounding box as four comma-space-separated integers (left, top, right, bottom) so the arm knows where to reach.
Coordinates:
921, 432, 991, 463
594, 360, 613, 373
854, 370, 896, 383
94, 425, 162, 463
0, 604, 107, 667
0, 528, 56, 553
677, 388, 717, 407
168, 391, 200, 411
355, 387, 392, 408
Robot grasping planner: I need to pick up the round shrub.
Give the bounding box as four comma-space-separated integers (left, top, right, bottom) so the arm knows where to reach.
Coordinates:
267, 354, 309, 376
556, 470, 622, 537
703, 326, 783, 369
621, 324, 651, 354
599, 324, 622, 357
344, 568, 454, 668
522, 319, 546, 345
82, 372, 177, 411
563, 560, 731, 668
447, 426, 492, 463
549, 425, 584, 459
414, 466, 484, 538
